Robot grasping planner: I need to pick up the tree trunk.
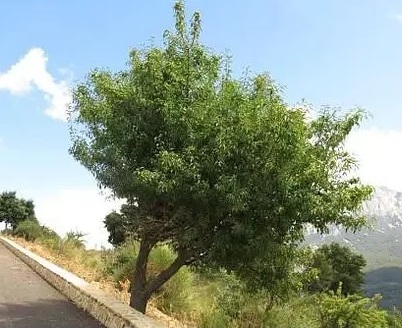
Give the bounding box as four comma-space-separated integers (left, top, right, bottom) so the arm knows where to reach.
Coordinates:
130, 239, 153, 313
129, 242, 188, 314
130, 290, 149, 314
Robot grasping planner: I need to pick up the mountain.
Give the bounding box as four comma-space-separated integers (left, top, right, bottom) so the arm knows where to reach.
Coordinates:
306, 186, 402, 308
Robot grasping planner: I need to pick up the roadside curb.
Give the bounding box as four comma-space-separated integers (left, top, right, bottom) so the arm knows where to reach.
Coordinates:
0, 236, 163, 328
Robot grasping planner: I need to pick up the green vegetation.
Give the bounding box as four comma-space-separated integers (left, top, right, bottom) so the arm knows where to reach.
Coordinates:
306, 243, 366, 295
0, 191, 37, 230
69, 0, 372, 313
1, 1, 399, 327
13, 219, 44, 241
103, 210, 128, 246
4, 219, 402, 327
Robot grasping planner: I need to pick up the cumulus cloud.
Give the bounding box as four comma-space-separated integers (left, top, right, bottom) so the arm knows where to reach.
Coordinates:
0, 48, 71, 121
346, 128, 402, 192
33, 188, 124, 249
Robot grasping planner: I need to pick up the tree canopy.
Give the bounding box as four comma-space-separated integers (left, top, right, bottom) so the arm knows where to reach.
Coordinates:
307, 243, 367, 296
69, 1, 373, 313
104, 206, 131, 246
0, 191, 37, 230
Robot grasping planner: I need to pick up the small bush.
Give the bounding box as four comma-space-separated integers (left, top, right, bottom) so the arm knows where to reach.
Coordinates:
65, 231, 86, 249
39, 236, 61, 252
196, 272, 271, 328
198, 309, 232, 328
315, 288, 388, 328
101, 239, 139, 282
263, 296, 317, 328
13, 220, 43, 241
387, 309, 402, 328
37, 226, 61, 251
214, 274, 248, 320
40, 226, 60, 241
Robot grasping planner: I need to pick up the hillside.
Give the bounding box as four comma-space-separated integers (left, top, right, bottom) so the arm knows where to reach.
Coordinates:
306, 186, 402, 308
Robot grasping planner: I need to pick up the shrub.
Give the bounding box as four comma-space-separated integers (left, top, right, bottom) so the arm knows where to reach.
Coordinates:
101, 239, 139, 283
263, 296, 317, 328
315, 287, 388, 328
198, 272, 270, 328
387, 309, 402, 328
13, 220, 43, 241
64, 231, 86, 249
214, 274, 247, 320
198, 309, 232, 328
40, 225, 60, 240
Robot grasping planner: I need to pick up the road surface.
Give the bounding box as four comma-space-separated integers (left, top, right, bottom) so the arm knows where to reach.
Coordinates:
0, 242, 103, 327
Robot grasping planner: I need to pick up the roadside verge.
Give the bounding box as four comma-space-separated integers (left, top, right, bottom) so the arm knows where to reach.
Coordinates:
0, 236, 163, 328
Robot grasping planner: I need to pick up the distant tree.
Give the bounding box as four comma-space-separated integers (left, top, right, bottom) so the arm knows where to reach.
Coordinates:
69, 1, 373, 313
307, 243, 366, 295
65, 231, 86, 248
0, 191, 38, 230
104, 207, 131, 246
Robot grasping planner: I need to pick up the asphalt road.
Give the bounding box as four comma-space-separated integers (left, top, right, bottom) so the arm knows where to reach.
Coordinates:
0, 243, 103, 328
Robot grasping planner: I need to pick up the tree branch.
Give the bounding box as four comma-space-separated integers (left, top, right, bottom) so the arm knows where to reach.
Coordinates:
144, 253, 187, 298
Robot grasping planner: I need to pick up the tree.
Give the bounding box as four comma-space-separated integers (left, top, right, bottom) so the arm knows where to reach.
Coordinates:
69, 1, 373, 313
104, 207, 131, 246
0, 191, 38, 230
307, 243, 366, 295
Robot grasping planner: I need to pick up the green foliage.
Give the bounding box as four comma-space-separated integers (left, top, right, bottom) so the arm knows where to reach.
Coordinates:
215, 275, 269, 327
315, 287, 388, 328
307, 243, 366, 295
65, 230, 86, 248
0, 191, 38, 229
40, 225, 60, 241
102, 238, 139, 282
104, 211, 129, 246
13, 220, 43, 241
198, 289, 391, 328
387, 310, 402, 328
149, 245, 194, 315
197, 274, 316, 328
11, 220, 400, 327
69, 0, 373, 311
215, 274, 247, 320
262, 297, 317, 328
198, 309, 232, 328
13, 220, 61, 245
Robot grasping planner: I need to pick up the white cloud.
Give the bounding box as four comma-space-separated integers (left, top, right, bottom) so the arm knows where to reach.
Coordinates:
396, 14, 402, 21
0, 48, 71, 121
346, 128, 402, 192
33, 188, 124, 249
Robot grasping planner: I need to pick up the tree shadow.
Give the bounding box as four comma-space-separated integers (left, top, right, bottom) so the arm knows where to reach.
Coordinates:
0, 298, 104, 328
364, 266, 402, 309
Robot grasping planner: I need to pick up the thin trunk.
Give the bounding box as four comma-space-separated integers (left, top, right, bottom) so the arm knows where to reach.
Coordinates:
129, 239, 152, 313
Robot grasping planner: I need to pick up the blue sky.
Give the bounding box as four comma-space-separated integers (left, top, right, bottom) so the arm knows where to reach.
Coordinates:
1, 0, 402, 247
